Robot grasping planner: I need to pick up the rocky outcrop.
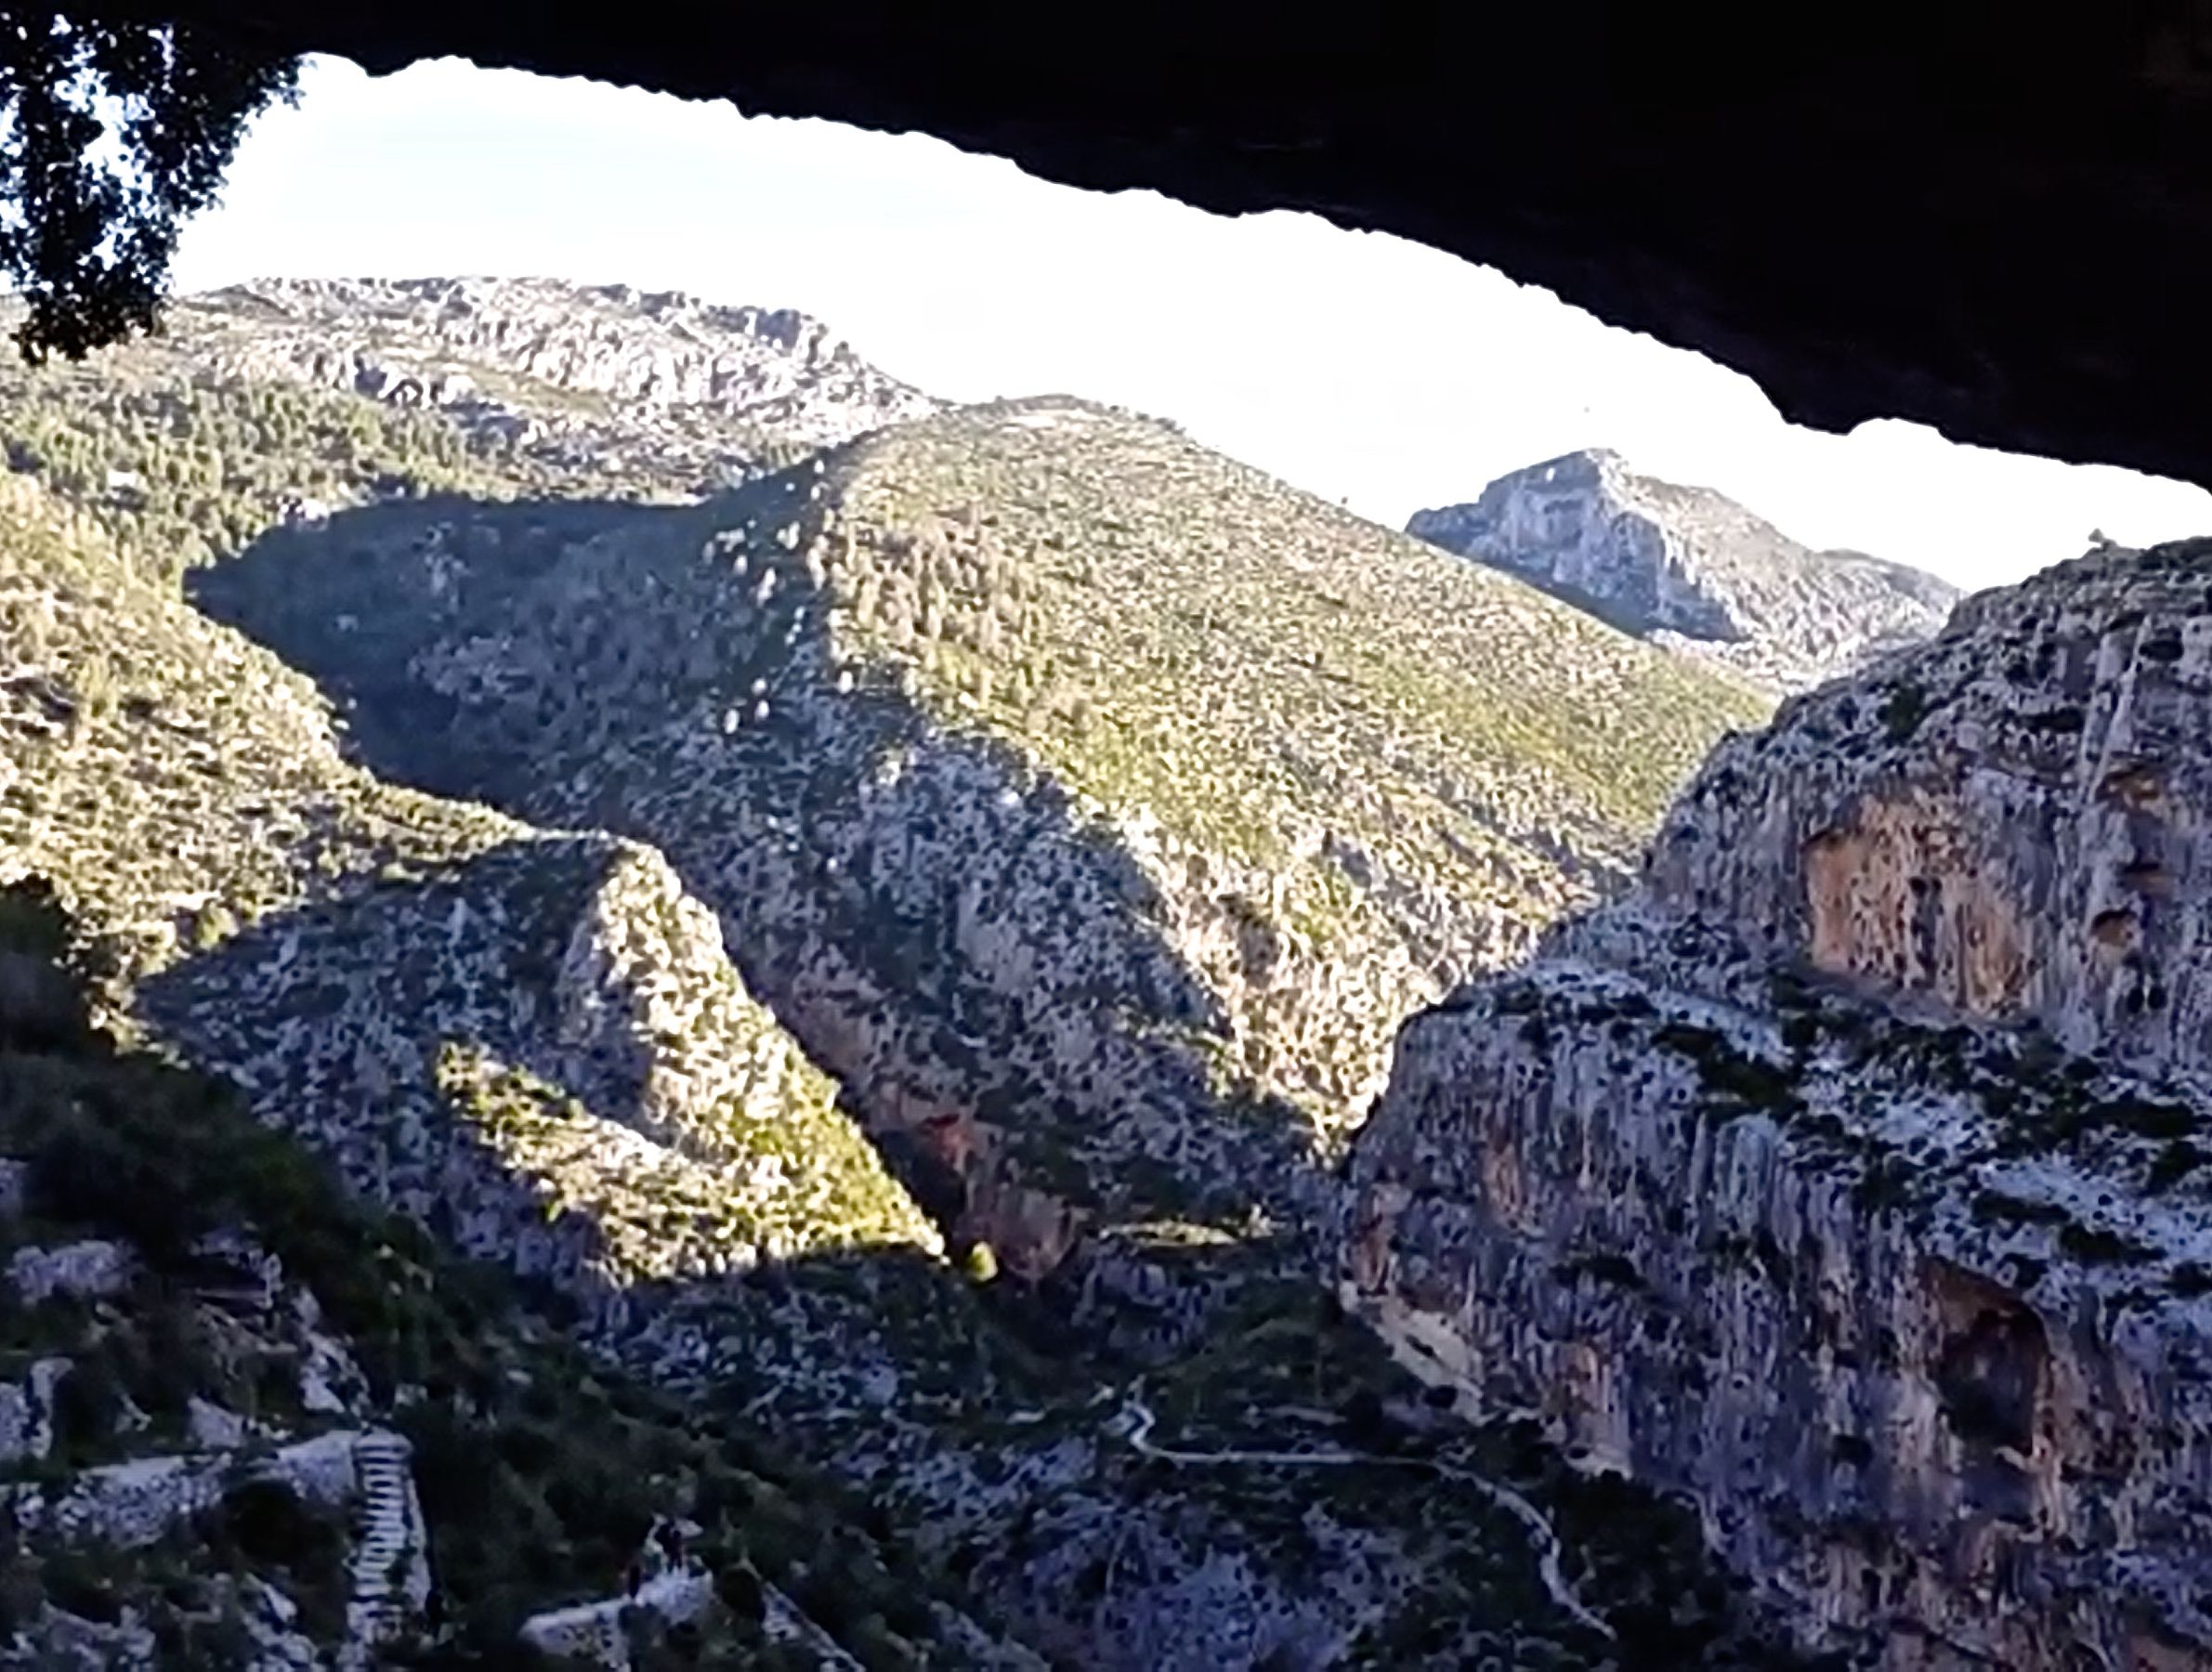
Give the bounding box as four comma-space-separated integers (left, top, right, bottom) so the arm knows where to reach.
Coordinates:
179, 275, 941, 484
216, 276, 935, 436
8, 1429, 387, 1548
113, 366, 1801, 1657
105, 0, 2212, 490
6, 1238, 131, 1305
517, 1520, 713, 1669
0, 888, 1027, 1666
0, 304, 1807, 1665
1344, 538, 2212, 1669
0, 473, 937, 1339
518, 1571, 716, 1667
1409, 450, 1959, 692
1646, 536, 2212, 1073
0, 1359, 71, 1467
141, 835, 937, 1317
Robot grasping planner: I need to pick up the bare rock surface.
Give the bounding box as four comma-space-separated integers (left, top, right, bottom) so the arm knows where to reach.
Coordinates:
186, 275, 942, 482
1409, 449, 1959, 693
1346, 538, 2212, 1669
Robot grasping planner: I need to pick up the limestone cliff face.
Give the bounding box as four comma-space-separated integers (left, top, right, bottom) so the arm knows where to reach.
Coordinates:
1648, 537, 2212, 1073
191, 276, 942, 448
7, 320, 1804, 1665
1408, 449, 1958, 693
1344, 539, 2212, 1669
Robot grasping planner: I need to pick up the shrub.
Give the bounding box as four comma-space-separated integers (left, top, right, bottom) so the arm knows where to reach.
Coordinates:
714, 1563, 765, 1622
37, 1550, 123, 1625
219, 1479, 331, 1567
1878, 682, 1929, 741
50, 1356, 126, 1457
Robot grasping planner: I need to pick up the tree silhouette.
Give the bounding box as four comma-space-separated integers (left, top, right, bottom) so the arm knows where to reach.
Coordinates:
0, 8, 298, 362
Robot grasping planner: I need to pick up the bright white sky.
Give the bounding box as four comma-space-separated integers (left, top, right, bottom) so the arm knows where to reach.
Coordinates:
171, 56, 2212, 592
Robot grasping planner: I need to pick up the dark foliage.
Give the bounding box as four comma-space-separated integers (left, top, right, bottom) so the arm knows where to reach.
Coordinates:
0, 8, 298, 361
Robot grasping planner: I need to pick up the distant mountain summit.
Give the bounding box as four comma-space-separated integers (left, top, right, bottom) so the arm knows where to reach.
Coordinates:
172, 275, 944, 489
1407, 448, 1961, 691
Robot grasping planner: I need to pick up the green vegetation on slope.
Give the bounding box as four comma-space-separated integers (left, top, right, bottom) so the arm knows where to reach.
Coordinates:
0, 886, 988, 1668
433, 1038, 934, 1273
0, 353, 522, 582
0, 281, 895, 590
0, 289, 1806, 1665
822, 401, 1770, 882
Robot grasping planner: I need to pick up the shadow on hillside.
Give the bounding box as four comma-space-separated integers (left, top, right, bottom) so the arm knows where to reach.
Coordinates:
123, 838, 1068, 1393
113, 857, 1491, 1660
190, 479, 1332, 1355
1, 887, 1081, 1662
18, 830, 1800, 1668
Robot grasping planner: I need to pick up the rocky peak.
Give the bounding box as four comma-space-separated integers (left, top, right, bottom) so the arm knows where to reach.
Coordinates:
1342, 536, 2212, 1668
1407, 449, 1961, 693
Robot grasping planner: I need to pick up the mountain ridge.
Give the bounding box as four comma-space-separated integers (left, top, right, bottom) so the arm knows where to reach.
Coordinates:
188, 274, 940, 441
0, 281, 1804, 1665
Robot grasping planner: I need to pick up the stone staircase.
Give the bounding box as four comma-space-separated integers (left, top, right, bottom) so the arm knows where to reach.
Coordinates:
341, 1430, 425, 1666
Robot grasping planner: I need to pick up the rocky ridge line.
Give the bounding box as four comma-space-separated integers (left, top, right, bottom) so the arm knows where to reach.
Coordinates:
186, 274, 943, 481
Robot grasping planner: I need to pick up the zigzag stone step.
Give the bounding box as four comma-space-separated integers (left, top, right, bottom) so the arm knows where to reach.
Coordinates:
340, 1431, 430, 1667
2, 1424, 433, 1662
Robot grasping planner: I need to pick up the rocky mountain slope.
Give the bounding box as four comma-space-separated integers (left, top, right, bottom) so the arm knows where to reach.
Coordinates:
1, 277, 1804, 1666
0, 278, 939, 583
185, 391, 1792, 1664
0, 472, 929, 1287
1343, 535, 2212, 1669
190, 276, 944, 479
196, 397, 1768, 1286
0, 468, 1033, 1664
1407, 449, 1961, 693
0, 879, 1005, 1669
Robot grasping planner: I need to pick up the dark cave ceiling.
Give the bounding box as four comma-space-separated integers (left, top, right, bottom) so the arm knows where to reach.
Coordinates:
108, 0, 2212, 486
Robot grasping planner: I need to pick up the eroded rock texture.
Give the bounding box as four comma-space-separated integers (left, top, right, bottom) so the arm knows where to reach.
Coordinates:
0, 467, 936, 1334
1650, 538, 2212, 1072
1, 285, 1822, 1665
1344, 540, 2212, 1669
1408, 450, 1957, 693
195, 396, 1758, 1316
